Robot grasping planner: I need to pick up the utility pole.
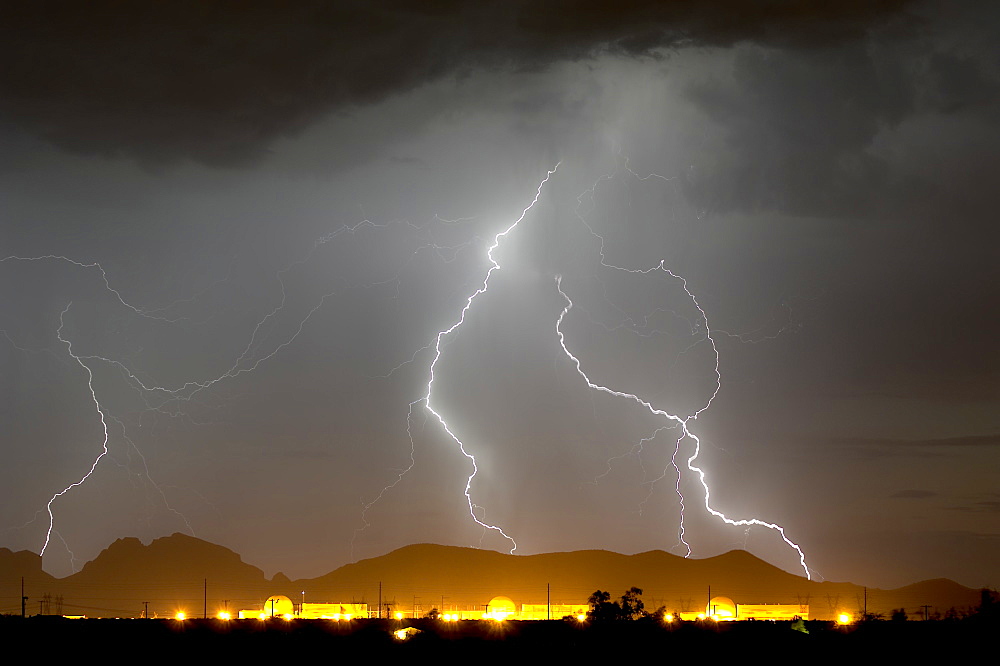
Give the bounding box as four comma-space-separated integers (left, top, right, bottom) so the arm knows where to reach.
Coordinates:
203, 579, 207, 619
921, 604, 931, 621
143, 601, 149, 619
378, 581, 382, 619
547, 583, 551, 620
21, 577, 27, 618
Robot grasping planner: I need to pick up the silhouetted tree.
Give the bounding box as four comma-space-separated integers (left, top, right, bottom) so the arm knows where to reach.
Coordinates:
587, 590, 620, 621
619, 587, 645, 620
424, 608, 440, 620
891, 608, 908, 622
977, 588, 1000, 617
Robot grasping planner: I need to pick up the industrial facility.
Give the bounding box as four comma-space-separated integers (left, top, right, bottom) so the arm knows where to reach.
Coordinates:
679, 596, 809, 621
237, 593, 806, 622
237, 595, 368, 620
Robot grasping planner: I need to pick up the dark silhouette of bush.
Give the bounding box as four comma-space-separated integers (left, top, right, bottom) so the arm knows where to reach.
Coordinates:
587, 587, 646, 621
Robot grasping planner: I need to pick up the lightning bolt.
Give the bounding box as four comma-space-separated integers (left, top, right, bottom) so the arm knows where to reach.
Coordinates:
670, 431, 691, 556
561, 155, 811, 578
420, 164, 560, 553
556, 275, 809, 578
40, 304, 112, 557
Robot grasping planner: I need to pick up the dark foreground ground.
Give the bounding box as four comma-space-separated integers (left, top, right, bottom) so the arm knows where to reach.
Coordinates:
2, 615, 991, 661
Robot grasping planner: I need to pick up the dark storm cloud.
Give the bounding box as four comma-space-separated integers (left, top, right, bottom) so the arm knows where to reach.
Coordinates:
680, 10, 1000, 219
683, 42, 914, 216
0, 0, 914, 166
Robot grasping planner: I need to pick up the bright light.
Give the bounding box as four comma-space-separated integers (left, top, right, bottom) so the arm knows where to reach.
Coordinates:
697, 613, 706, 620
838, 613, 852, 625
576, 614, 586, 622
216, 611, 231, 620
664, 614, 674, 622
394, 612, 403, 620
344, 614, 352, 621
174, 612, 186, 621
393, 628, 409, 641
283, 614, 293, 621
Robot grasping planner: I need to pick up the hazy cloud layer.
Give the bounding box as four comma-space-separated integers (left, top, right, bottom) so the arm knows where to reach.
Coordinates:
2, 0, 914, 166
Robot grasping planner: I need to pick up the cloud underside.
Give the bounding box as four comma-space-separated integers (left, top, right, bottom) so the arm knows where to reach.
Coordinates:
0, 0, 916, 165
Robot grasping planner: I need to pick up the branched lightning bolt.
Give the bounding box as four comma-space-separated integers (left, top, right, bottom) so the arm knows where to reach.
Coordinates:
419, 164, 560, 554
561, 155, 811, 576
40, 304, 112, 557
555, 275, 809, 578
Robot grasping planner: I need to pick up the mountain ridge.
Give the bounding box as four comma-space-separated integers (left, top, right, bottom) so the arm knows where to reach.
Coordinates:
1, 534, 982, 618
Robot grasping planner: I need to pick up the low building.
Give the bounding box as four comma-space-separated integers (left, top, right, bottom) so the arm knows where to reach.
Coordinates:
705, 595, 808, 621
299, 602, 368, 619
520, 603, 588, 620
237, 595, 368, 619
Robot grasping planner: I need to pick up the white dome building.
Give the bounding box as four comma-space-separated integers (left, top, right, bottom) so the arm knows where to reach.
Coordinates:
707, 596, 737, 620
263, 595, 294, 618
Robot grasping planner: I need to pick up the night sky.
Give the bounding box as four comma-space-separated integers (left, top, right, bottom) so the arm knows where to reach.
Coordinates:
1, 1, 997, 590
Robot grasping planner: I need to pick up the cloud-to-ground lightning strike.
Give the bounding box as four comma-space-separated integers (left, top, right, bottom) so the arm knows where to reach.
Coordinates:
419, 164, 560, 553
40, 304, 112, 557
556, 276, 810, 578
561, 159, 811, 578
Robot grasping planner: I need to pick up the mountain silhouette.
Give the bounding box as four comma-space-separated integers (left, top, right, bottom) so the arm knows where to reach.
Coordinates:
1, 535, 982, 618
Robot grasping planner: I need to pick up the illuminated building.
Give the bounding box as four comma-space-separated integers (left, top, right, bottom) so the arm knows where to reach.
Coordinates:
236, 594, 369, 619
483, 596, 517, 620
481, 595, 588, 620
519, 603, 589, 620
692, 596, 808, 621
298, 602, 368, 619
